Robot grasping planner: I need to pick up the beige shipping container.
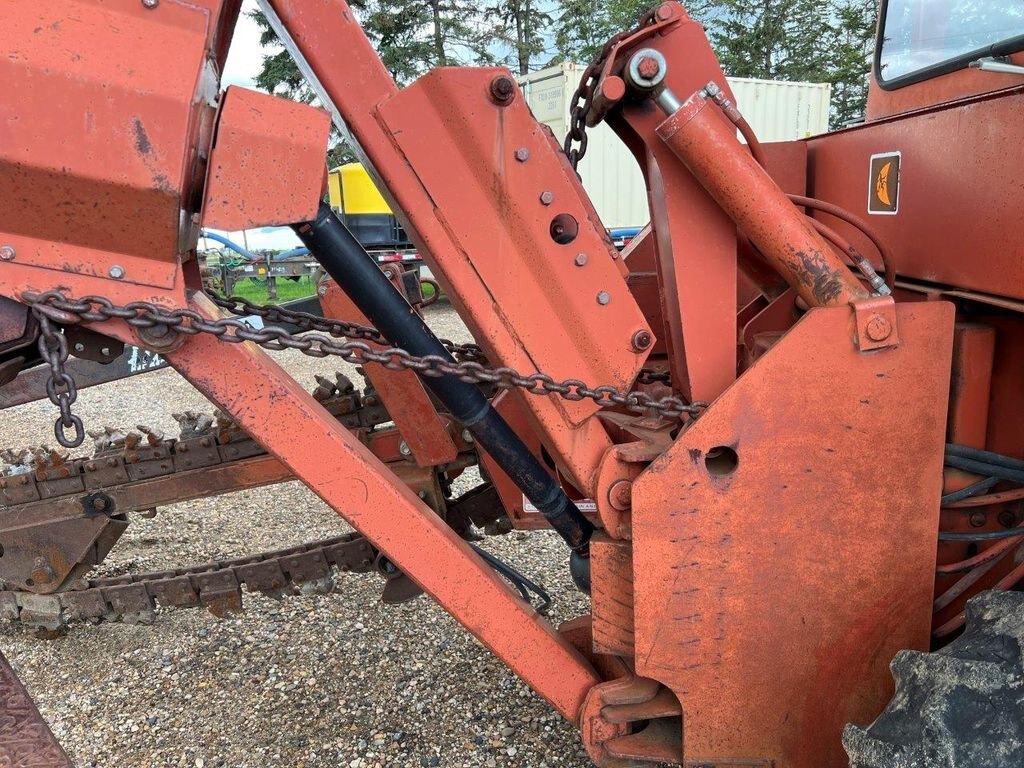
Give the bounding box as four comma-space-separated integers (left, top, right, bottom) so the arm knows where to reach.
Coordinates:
519, 64, 832, 229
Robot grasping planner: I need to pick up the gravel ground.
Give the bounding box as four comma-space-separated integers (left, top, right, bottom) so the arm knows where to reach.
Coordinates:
0, 303, 596, 768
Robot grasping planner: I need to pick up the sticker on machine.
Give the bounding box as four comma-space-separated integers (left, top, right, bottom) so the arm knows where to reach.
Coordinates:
868, 151, 901, 215
522, 495, 597, 514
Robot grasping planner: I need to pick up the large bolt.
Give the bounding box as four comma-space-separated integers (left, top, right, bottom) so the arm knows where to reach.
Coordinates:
142, 0, 159, 7
489, 76, 516, 105
631, 330, 653, 351
574, 253, 588, 267
865, 314, 892, 342
399, 441, 412, 457
637, 56, 661, 80
596, 291, 611, 306
108, 265, 126, 280
0, 246, 15, 262
514, 147, 530, 162
539, 191, 554, 206
31, 558, 55, 586
608, 479, 632, 511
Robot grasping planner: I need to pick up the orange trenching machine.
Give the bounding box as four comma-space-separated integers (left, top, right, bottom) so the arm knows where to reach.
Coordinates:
1, 1, 1023, 766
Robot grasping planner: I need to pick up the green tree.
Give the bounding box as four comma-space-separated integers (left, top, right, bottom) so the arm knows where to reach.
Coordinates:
490, 0, 553, 74
554, 0, 716, 65
710, 0, 833, 82
827, 0, 879, 126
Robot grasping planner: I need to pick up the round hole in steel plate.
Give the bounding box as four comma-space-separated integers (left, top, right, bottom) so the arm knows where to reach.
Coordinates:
549, 213, 579, 245
705, 446, 739, 477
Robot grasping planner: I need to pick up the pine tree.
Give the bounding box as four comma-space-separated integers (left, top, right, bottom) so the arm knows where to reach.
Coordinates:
489, 0, 553, 74
828, 0, 879, 127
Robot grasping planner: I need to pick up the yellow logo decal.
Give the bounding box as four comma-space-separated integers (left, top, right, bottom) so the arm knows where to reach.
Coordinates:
875, 161, 892, 207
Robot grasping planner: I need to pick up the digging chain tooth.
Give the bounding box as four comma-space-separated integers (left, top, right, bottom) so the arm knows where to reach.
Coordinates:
334, 372, 356, 393
313, 374, 336, 401
0, 533, 384, 632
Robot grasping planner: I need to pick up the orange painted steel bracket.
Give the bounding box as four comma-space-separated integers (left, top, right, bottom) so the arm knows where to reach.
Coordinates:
79, 291, 600, 722
260, 0, 644, 497
602, 4, 741, 404
318, 278, 458, 467
626, 300, 955, 767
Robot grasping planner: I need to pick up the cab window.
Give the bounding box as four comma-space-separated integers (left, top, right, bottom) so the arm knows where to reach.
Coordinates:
879, 0, 1024, 84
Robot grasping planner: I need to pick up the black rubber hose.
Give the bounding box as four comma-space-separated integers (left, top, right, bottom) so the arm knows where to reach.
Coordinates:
941, 476, 999, 506
938, 526, 1024, 541
946, 443, 1024, 472
293, 202, 594, 581
943, 455, 1024, 485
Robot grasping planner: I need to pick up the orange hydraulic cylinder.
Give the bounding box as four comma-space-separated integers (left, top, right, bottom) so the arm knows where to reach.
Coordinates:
656, 92, 869, 308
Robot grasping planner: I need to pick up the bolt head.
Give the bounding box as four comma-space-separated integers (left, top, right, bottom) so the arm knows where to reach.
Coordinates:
0, 246, 15, 262
514, 147, 530, 162
969, 511, 987, 528
489, 76, 516, 105
461, 429, 474, 444
539, 191, 554, 206
608, 480, 632, 511
637, 56, 661, 80
399, 440, 411, 456
108, 265, 126, 280
142, 0, 159, 7
596, 290, 611, 306
631, 330, 653, 351
864, 314, 892, 342
317, 285, 327, 296
574, 253, 588, 267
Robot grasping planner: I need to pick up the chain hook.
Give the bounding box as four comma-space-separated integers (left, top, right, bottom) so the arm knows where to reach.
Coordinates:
32, 309, 85, 448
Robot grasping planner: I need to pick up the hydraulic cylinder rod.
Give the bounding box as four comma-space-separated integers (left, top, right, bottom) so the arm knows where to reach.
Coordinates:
294, 203, 595, 566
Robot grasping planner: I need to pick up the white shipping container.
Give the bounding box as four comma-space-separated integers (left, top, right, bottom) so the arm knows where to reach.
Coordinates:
519, 64, 832, 230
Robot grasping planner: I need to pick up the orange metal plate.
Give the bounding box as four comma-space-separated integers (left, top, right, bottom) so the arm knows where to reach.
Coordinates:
202, 87, 330, 231
378, 69, 650, 427
0, 0, 215, 290
630, 301, 954, 767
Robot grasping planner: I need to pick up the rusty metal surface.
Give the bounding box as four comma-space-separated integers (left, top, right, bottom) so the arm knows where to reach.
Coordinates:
319, 278, 458, 466
589, 536, 634, 657
0, 651, 73, 767
631, 302, 954, 767
807, 88, 1024, 302
0, 0, 220, 299
202, 86, 330, 230
1, 532, 379, 632
658, 93, 868, 310
0, 388, 435, 595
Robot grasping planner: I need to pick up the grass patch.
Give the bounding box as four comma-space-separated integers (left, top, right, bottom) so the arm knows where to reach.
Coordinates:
229, 277, 318, 303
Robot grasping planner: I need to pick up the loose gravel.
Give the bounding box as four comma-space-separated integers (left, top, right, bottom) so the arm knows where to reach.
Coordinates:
0, 303, 596, 768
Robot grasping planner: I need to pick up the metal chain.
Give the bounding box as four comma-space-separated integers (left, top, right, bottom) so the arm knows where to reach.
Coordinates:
32, 310, 84, 449
563, 9, 657, 171
205, 290, 488, 362
25, 291, 705, 420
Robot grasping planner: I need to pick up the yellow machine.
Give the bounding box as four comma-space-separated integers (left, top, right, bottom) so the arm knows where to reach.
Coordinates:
327, 163, 410, 249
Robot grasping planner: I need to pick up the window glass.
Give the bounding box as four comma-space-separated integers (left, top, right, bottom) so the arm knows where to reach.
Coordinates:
880, 0, 1024, 82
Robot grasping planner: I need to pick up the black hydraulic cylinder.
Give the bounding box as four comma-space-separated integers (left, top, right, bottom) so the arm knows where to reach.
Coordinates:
294, 202, 595, 559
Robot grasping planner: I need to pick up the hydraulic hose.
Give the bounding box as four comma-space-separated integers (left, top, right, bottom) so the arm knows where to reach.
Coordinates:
293, 202, 594, 588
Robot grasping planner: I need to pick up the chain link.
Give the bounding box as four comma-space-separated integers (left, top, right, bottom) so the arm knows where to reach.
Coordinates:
33, 310, 84, 448
563, 10, 657, 171
205, 290, 487, 362
24, 291, 705, 420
